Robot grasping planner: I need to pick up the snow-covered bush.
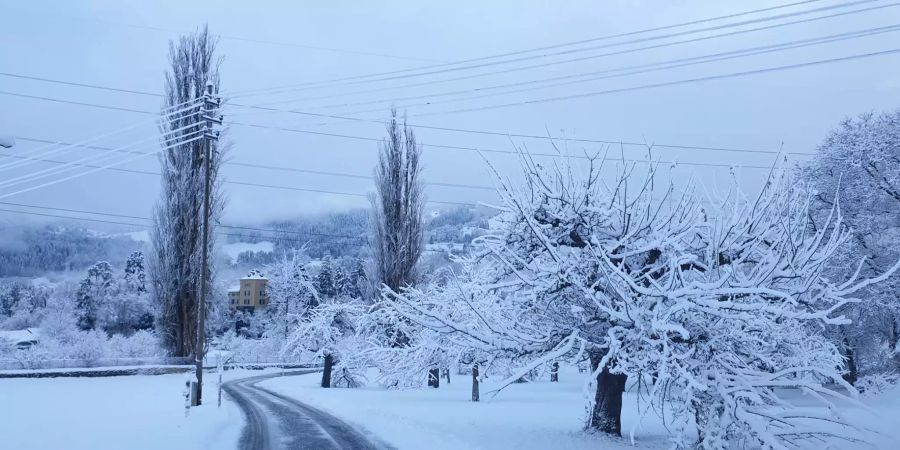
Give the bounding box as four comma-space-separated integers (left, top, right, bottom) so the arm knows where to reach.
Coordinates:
216, 330, 285, 364
263, 250, 319, 341
378, 151, 900, 448
106, 330, 163, 358
855, 372, 899, 396
283, 299, 366, 387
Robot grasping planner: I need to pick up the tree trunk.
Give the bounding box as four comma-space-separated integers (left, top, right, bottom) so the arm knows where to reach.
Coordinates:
472, 364, 480, 402
842, 337, 858, 385
322, 354, 334, 388
428, 368, 440, 388
589, 353, 626, 436
550, 362, 559, 382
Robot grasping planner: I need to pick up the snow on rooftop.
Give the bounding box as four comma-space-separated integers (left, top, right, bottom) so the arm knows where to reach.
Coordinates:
0, 328, 40, 345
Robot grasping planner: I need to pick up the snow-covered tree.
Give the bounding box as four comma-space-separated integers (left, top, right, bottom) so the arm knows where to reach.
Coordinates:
76, 261, 114, 330
150, 24, 224, 357
123, 251, 147, 294
333, 265, 350, 298
315, 256, 337, 298
348, 257, 368, 299
283, 299, 365, 388
370, 109, 425, 295
265, 250, 318, 340
803, 109, 900, 377
379, 151, 900, 448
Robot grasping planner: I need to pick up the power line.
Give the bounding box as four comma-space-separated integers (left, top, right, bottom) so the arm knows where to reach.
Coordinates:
291, 23, 900, 115
0, 88, 806, 160
0, 133, 205, 200
0, 74, 800, 155
230, 0, 883, 98
228, 0, 842, 97
226, 120, 790, 169
232, 99, 803, 157
0, 120, 203, 190
11, 136, 496, 192
0, 145, 481, 205
411, 46, 900, 117
0, 98, 202, 173
0, 72, 160, 97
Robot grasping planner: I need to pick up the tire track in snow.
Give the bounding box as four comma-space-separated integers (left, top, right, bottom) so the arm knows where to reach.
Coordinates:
224, 371, 386, 450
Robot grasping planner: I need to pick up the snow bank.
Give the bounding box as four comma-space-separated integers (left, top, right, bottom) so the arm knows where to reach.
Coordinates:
262, 367, 670, 450
0, 372, 242, 450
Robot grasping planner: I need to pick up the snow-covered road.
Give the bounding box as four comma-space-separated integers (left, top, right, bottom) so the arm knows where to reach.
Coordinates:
224, 371, 387, 450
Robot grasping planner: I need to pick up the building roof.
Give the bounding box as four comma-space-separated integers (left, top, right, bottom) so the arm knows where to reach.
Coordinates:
0, 328, 40, 345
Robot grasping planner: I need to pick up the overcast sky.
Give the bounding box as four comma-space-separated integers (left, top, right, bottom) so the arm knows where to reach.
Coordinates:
1, 0, 899, 233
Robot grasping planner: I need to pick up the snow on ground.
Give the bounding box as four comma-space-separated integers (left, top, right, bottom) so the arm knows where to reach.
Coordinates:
263, 367, 671, 450
0, 371, 248, 450
221, 241, 274, 261
263, 368, 900, 450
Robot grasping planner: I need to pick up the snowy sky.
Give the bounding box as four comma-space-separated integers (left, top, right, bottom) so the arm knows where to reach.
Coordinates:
1, 0, 899, 230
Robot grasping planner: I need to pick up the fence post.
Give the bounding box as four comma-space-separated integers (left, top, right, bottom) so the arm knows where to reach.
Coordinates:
217, 353, 223, 408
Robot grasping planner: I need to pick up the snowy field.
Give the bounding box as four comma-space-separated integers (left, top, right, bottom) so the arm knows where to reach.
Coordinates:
263, 368, 672, 450
0, 371, 243, 450
1, 369, 898, 449
262, 368, 900, 450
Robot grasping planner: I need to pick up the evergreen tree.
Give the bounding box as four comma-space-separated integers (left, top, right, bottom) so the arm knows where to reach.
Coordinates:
333, 265, 349, 298
348, 258, 367, 299
76, 261, 113, 330
315, 257, 336, 298
123, 251, 146, 293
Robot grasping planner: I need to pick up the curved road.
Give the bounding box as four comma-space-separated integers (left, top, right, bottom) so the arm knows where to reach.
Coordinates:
224, 371, 386, 450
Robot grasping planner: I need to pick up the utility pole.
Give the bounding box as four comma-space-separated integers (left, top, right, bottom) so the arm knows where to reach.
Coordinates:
193, 82, 222, 406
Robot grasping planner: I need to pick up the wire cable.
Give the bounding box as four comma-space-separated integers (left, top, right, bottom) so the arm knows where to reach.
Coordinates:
0, 144, 483, 206
410, 46, 900, 117
227, 0, 842, 97
0, 133, 205, 200
0, 119, 204, 190
230, 0, 882, 98
0, 98, 203, 173
1, 86, 808, 157
290, 23, 900, 114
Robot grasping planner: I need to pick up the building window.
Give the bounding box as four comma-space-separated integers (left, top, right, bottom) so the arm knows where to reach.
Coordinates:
230, 299, 235, 305
259, 299, 265, 305
245, 290, 250, 297
244, 299, 250, 305
259, 290, 265, 296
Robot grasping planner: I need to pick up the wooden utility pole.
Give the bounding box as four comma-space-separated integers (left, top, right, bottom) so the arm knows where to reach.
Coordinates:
193, 82, 221, 406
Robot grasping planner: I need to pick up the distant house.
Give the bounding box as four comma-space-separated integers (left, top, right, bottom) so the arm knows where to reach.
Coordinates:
228, 274, 269, 312
0, 328, 39, 350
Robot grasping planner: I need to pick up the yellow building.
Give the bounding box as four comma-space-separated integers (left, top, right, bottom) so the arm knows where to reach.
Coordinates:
228, 275, 269, 311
